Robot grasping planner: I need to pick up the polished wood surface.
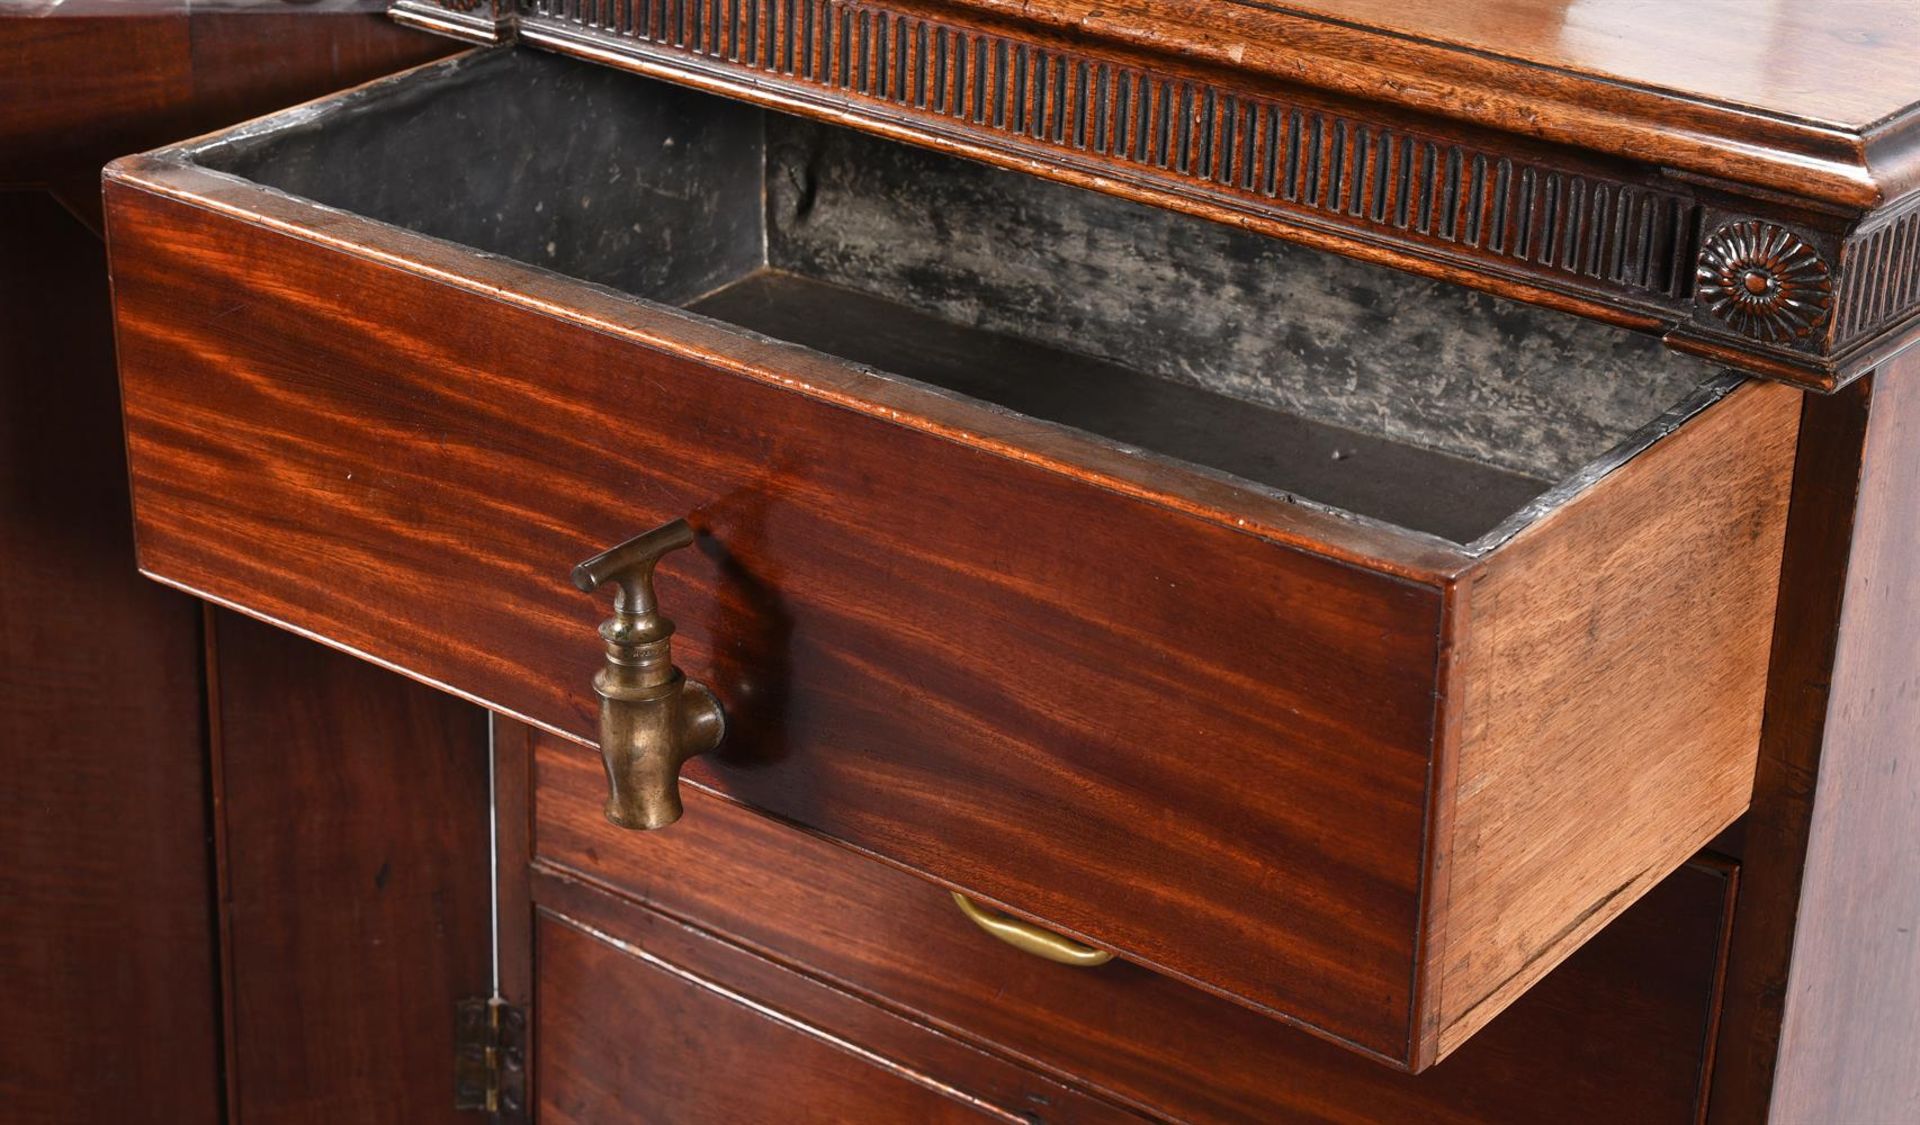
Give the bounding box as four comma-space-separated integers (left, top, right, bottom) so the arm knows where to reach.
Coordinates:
1706, 376, 1875, 1123
915, 0, 1920, 210
1704, 354, 1920, 1124
1432, 378, 1797, 1058
0, 8, 191, 187
0, 1, 452, 194
533, 888, 1137, 1123
0, 189, 219, 1125
104, 83, 1797, 1063
1767, 350, 1920, 1122
1190, 0, 1920, 129
534, 737, 1736, 1123
536, 918, 998, 1123
208, 610, 492, 1125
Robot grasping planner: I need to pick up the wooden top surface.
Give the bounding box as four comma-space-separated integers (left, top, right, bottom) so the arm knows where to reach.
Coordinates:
952, 0, 1920, 209
1256, 0, 1920, 131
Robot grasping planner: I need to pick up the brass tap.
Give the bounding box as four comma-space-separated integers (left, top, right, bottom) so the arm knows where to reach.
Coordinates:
571, 519, 724, 830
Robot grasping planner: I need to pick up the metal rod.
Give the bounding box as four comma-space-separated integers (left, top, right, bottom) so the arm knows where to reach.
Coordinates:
486, 712, 501, 999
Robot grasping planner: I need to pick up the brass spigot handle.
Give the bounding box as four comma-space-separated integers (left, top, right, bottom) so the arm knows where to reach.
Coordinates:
573, 519, 724, 830
950, 893, 1114, 967
572, 519, 694, 617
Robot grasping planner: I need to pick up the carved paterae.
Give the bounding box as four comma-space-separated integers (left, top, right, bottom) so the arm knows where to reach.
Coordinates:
1695, 220, 1833, 345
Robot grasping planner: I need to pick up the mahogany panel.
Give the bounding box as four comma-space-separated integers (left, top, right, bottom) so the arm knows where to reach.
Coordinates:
0, 3, 451, 193
1767, 351, 1920, 1122
536, 919, 988, 1123
106, 179, 1444, 1063
0, 191, 218, 1125
183, 9, 457, 140
534, 739, 1735, 1124
210, 610, 492, 1125
975, 0, 1920, 131
1706, 376, 1875, 1123
0, 11, 193, 186
2, 11, 475, 1122
533, 889, 1138, 1123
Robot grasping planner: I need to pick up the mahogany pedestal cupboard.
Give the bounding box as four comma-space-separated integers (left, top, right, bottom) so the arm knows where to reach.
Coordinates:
8, 2, 1920, 1122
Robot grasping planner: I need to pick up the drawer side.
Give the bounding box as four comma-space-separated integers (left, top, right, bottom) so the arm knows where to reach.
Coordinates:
1428, 379, 1798, 1061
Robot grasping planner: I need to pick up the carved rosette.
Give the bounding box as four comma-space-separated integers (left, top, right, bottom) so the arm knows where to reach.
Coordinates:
1695, 220, 1833, 345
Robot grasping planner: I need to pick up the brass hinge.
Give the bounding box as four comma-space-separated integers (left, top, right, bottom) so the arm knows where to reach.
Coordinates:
455, 997, 527, 1122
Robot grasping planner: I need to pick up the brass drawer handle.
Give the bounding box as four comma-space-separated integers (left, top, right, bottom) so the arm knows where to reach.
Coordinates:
572, 519, 725, 831
950, 893, 1114, 967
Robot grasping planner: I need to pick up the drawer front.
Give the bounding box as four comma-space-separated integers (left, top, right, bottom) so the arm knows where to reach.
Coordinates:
534, 906, 1132, 1122
540, 916, 975, 1123
533, 734, 1736, 1124
109, 181, 1442, 1058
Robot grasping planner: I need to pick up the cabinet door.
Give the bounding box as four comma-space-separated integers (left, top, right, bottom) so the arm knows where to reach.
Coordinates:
536, 916, 1002, 1124
212, 612, 495, 1124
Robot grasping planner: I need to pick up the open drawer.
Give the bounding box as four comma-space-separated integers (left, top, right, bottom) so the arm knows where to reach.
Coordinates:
104, 48, 1796, 1070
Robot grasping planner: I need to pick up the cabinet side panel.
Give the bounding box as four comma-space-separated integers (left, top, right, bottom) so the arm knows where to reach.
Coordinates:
1703, 378, 1871, 1123
0, 191, 219, 1125
1769, 353, 1920, 1123
1438, 378, 1799, 1055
